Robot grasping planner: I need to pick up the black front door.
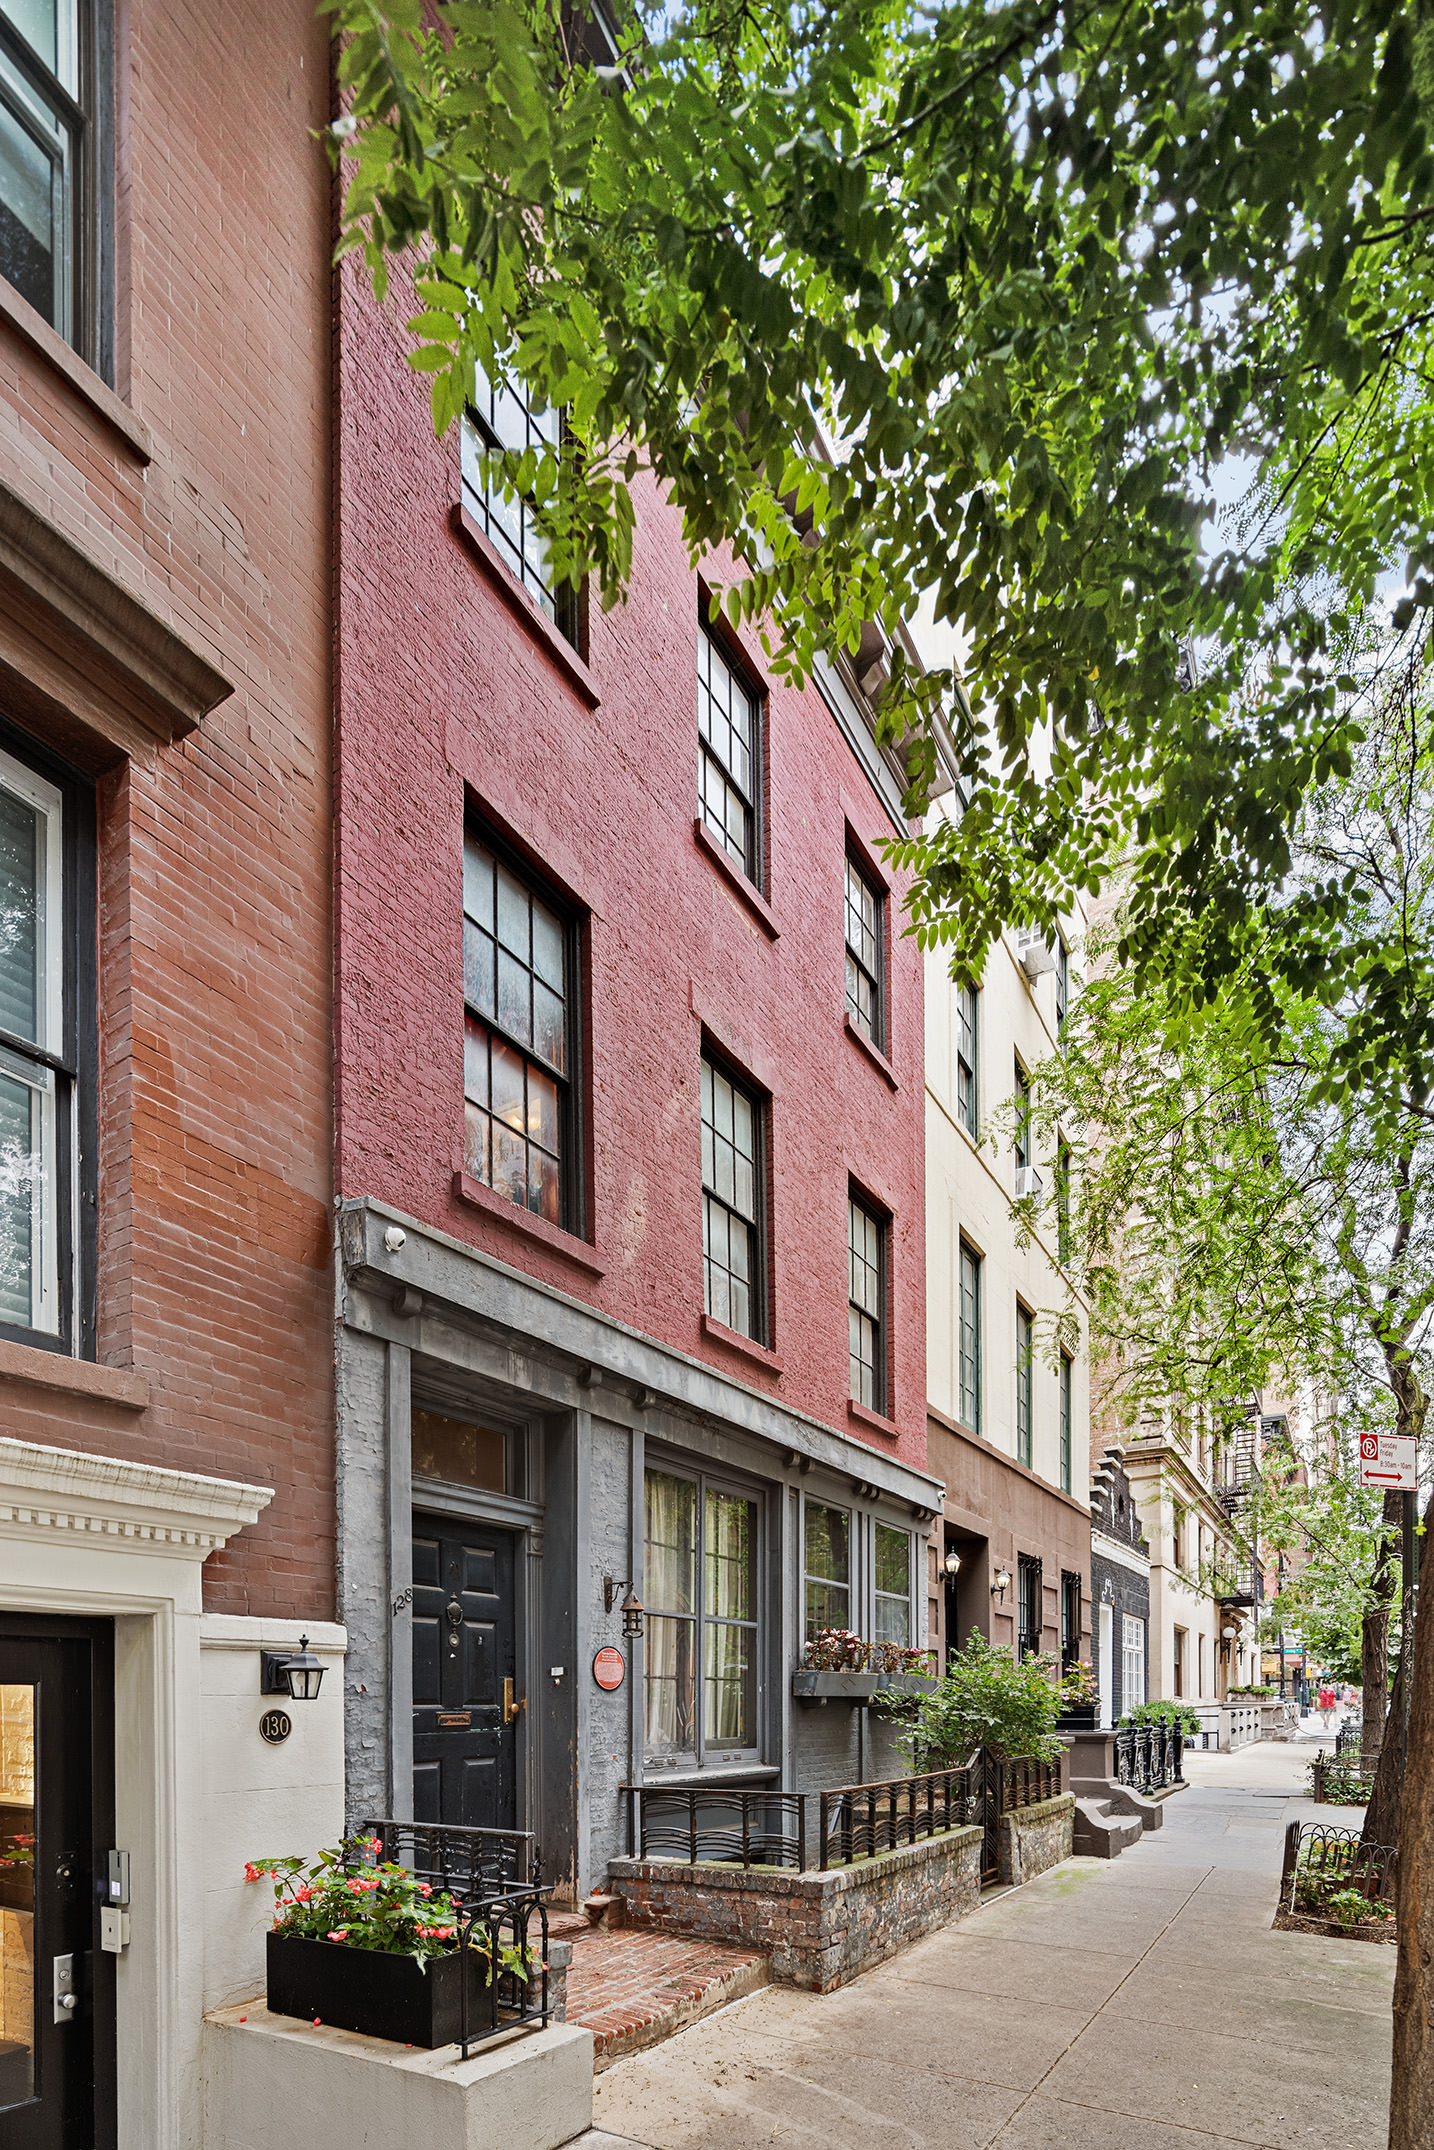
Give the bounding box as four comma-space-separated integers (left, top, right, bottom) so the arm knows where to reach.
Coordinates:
0, 1617, 114, 2150
412, 1516, 518, 1828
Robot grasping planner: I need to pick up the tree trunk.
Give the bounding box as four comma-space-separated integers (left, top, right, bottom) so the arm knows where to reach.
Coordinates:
1363, 1629, 1409, 1863
1362, 1490, 1403, 1768
1389, 1491, 1434, 2149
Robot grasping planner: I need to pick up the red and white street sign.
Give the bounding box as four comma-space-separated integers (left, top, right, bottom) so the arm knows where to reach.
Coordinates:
1358, 1432, 1417, 1490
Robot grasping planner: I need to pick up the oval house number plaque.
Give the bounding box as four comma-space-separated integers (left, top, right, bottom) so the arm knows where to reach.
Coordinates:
592, 1646, 626, 1692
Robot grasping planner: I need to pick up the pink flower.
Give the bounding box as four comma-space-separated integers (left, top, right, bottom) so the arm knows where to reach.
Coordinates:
244, 1863, 262, 1883
417, 1882, 433, 1896
293, 1885, 314, 1903
326, 1929, 349, 1942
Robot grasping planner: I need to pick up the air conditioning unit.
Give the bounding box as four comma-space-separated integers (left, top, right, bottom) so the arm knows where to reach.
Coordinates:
1015, 1164, 1043, 1200
1016, 929, 1056, 981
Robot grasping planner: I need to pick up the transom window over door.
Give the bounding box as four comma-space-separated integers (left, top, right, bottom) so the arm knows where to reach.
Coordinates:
802, 1501, 850, 1637
461, 369, 579, 643
643, 1466, 759, 1767
462, 830, 573, 1228
697, 623, 760, 882
847, 1191, 885, 1412
701, 1054, 762, 1340
843, 854, 882, 1043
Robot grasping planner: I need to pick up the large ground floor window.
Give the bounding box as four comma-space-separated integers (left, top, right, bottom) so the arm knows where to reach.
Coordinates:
1122, 1614, 1147, 1711
644, 1465, 759, 1768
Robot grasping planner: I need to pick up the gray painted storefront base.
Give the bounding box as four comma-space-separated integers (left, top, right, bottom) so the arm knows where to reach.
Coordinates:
335, 1199, 943, 1901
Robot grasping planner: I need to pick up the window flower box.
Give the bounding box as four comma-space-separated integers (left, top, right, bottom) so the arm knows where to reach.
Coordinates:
792, 1670, 881, 1702
875, 1670, 940, 1698
265, 1930, 494, 2048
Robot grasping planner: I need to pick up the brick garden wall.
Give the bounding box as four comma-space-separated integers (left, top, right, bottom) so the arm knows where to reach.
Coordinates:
607, 1826, 983, 1992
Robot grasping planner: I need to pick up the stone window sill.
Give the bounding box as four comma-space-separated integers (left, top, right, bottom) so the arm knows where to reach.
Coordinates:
692, 820, 780, 940
700, 1312, 784, 1375
0, 1334, 147, 1410
0, 275, 152, 463
452, 1171, 606, 1276
848, 1396, 899, 1440
843, 1013, 898, 1091
450, 504, 600, 709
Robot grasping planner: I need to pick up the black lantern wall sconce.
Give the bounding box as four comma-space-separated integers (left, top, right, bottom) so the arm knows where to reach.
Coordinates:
260, 1635, 326, 1702
602, 1574, 645, 1638
990, 1566, 1012, 1600
943, 1548, 962, 1579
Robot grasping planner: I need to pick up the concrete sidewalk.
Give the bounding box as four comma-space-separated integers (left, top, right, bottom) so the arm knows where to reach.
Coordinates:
577, 1742, 1394, 2149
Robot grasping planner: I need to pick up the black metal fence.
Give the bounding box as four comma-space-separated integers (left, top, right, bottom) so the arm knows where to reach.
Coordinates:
361, 1818, 552, 2058
625, 1749, 1065, 1881
1280, 1820, 1395, 1914
1310, 1750, 1379, 1804
1113, 1722, 1184, 1795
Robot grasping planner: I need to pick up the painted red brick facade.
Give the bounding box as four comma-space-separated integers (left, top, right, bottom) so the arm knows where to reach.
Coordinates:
335, 270, 927, 1471
0, 0, 334, 1617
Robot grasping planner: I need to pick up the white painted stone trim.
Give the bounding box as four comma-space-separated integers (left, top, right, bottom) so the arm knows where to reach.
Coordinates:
1091, 1528, 1152, 1578
0, 1435, 272, 1555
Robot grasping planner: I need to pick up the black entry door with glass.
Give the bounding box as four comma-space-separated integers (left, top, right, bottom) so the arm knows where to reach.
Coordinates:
411, 1516, 518, 1829
0, 1617, 114, 2150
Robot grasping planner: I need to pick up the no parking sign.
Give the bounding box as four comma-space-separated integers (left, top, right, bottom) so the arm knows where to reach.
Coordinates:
1357, 1432, 1417, 1489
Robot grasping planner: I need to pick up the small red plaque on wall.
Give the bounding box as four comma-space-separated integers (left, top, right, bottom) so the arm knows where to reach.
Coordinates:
592, 1646, 626, 1691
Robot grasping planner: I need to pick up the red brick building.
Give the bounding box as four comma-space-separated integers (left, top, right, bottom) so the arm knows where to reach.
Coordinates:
333, 265, 943, 1897
0, 4, 339, 2142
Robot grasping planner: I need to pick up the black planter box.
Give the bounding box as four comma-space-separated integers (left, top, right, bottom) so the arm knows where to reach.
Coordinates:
1056, 1703, 1099, 1730
266, 1931, 492, 2048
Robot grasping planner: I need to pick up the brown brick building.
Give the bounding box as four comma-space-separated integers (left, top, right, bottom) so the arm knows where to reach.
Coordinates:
0, 5, 340, 2143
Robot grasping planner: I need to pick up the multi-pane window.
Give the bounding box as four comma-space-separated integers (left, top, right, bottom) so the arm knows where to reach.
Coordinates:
0, 1, 86, 350
697, 625, 760, 882
462, 831, 572, 1229
701, 1054, 761, 1339
1014, 1059, 1032, 1174
1015, 1305, 1034, 1469
644, 1467, 759, 1766
803, 1501, 850, 1637
1056, 1138, 1072, 1265
461, 369, 579, 642
1060, 1571, 1081, 1670
874, 1522, 912, 1645
1059, 1350, 1073, 1495
847, 1191, 884, 1412
958, 1240, 981, 1432
0, 744, 71, 1340
844, 854, 882, 1044
1055, 932, 1070, 1032
1122, 1614, 1147, 1712
955, 982, 978, 1136
1017, 1552, 1042, 1660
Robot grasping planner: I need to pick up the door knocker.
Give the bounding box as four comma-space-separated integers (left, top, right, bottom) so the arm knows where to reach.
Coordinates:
445, 1595, 464, 1655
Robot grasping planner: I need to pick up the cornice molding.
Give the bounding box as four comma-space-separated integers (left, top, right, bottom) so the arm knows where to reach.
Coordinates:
0, 1437, 272, 1559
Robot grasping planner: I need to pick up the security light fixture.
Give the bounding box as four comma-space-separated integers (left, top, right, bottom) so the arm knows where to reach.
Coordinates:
260, 1635, 326, 1702
991, 1567, 1012, 1599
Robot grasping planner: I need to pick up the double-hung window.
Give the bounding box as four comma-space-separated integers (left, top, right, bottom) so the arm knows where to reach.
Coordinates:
1014, 1059, 1032, 1175
843, 853, 882, 1045
1122, 1614, 1147, 1711
462, 829, 574, 1229
874, 1522, 912, 1646
1059, 1349, 1073, 1494
955, 982, 978, 1136
1015, 1304, 1034, 1469
847, 1190, 885, 1413
701, 1053, 762, 1340
802, 1501, 850, 1638
1055, 931, 1070, 1032
957, 1240, 981, 1433
697, 624, 760, 883
1017, 1552, 1043, 1660
1056, 1138, 1072, 1266
0, 738, 88, 1350
643, 1466, 759, 1767
0, 0, 93, 355
461, 370, 579, 643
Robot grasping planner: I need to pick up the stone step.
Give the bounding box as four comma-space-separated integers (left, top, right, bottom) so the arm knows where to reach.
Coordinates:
1073, 1796, 1144, 1858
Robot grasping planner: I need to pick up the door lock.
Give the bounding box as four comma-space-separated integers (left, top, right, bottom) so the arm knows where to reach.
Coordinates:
503, 1677, 525, 1725
445, 1596, 464, 1655
53, 1954, 77, 2024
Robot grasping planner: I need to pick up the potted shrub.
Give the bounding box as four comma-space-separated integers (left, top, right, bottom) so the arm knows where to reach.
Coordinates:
247, 1838, 531, 2047
1056, 1659, 1099, 1729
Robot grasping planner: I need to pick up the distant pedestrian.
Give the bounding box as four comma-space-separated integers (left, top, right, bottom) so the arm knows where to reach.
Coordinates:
1318, 1684, 1335, 1726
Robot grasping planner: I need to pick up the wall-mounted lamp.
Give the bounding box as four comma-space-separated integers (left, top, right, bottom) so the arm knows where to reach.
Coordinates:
603, 1575, 645, 1638
1221, 1624, 1238, 1640
943, 1548, 963, 1578
260, 1635, 326, 1702
991, 1567, 1012, 1600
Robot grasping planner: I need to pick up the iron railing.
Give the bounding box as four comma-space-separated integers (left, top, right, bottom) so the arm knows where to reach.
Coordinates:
1113, 1722, 1184, 1795
817, 1764, 975, 1869
360, 1819, 552, 2058
1280, 1821, 1394, 1914
1334, 1719, 1366, 1759
626, 1787, 808, 1870
997, 1753, 1066, 1812
1310, 1750, 1380, 1804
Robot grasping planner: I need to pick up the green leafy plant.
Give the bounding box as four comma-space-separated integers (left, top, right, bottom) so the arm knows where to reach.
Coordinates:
245, 1838, 530, 1979
1310, 1757, 1372, 1808
1121, 1699, 1199, 1737
901, 1631, 1063, 1771
1059, 1660, 1099, 1708
1227, 1685, 1277, 1698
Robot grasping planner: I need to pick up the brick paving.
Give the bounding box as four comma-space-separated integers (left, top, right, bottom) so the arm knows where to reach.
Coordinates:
558, 1915, 769, 2070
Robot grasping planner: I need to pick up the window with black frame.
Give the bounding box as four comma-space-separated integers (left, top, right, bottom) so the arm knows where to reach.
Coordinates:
0, 736, 88, 1350
1017, 1552, 1043, 1660
958, 1239, 981, 1433
462, 829, 574, 1229
1060, 1571, 1081, 1669
697, 623, 760, 883
1015, 1304, 1034, 1469
461, 368, 580, 643
0, 0, 92, 353
847, 1190, 885, 1412
955, 981, 978, 1136
843, 852, 882, 1045
700, 1052, 762, 1340
643, 1465, 759, 1767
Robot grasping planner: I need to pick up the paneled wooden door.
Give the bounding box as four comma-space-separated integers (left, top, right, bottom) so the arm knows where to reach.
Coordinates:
411, 1514, 519, 1828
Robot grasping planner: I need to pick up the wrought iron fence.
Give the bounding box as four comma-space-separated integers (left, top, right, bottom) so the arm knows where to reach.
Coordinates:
1309, 1750, 1380, 1804
360, 1819, 552, 2058
817, 1763, 975, 1870
1113, 1722, 1184, 1795
626, 1787, 808, 1869
1334, 1719, 1366, 1759
1280, 1820, 1395, 1915
996, 1753, 1066, 1812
